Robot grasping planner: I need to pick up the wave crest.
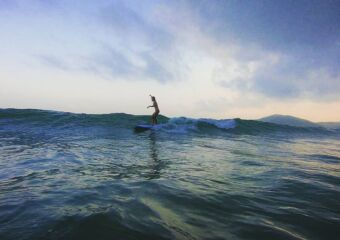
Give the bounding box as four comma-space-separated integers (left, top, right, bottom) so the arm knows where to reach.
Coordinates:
0, 108, 332, 136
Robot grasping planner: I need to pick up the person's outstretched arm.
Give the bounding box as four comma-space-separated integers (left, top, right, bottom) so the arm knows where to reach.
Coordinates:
148, 94, 155, 108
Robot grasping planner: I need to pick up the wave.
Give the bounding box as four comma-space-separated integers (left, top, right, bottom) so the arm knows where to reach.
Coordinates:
0, 108, 333, 136
151, 117, 329, 135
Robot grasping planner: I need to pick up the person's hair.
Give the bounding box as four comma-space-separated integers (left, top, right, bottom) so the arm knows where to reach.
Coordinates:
151, 96, 156, 101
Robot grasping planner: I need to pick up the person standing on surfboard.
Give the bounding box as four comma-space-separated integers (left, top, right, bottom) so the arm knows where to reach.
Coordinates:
147, 95, 160, 125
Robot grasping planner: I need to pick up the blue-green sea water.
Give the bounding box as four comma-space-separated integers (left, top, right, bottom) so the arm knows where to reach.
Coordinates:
0, 109, 339, 240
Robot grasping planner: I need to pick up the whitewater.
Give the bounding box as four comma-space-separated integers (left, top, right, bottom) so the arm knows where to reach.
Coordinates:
0, 108, 339, 240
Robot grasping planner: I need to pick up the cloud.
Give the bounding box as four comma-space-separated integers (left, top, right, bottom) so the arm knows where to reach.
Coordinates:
99, 1, 174, 51
93, 1, 181, 83
179, 0, 340, 101
36, 44, 176, 83
189, 0, 340, 50
217, 49, 340, 100
26, 1, 180, 83
5, 0, 340, 101
95, 45, 138, 77
141, 52, 174, 82
37, 55, 71, 71
86, 44, 175, 82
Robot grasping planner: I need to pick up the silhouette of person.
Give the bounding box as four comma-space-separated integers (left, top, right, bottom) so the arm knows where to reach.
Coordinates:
147, 95, 160, 125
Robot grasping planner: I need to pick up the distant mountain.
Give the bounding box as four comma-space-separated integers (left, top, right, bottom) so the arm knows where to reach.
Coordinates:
259, 114, 321, 128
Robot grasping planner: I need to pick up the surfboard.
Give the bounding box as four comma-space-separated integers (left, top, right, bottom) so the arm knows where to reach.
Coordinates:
134, 124, 154, 132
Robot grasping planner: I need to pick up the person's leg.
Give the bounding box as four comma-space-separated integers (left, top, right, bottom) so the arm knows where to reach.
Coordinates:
152, 113, 156, 125
155, 112, 159, 124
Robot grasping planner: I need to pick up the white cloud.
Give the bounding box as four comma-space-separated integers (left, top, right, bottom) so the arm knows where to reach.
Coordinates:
0, 0, 339, 121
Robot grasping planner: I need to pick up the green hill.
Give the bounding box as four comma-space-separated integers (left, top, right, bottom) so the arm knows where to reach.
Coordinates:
259, 114, 321, 128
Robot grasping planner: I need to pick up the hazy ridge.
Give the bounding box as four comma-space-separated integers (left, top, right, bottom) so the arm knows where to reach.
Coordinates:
259, 114, 340, 129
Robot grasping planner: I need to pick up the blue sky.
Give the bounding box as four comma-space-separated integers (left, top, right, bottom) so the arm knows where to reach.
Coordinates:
0, 0, 339, 121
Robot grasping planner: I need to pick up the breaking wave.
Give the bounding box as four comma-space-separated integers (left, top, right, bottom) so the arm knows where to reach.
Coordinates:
0, 108, 332, 136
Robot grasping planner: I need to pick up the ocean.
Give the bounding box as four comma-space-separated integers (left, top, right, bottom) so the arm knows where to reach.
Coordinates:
0, 108, 339, 240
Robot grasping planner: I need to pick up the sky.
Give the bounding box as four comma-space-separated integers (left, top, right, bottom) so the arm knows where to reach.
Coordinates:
0, 0, 339, 121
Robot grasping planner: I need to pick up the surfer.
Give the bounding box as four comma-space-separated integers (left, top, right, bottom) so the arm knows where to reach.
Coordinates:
147, 95, 160, 125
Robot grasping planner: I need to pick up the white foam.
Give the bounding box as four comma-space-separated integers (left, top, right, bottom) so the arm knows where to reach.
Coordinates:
152, 117, 236, 133
198, 118, 236, 129
154, 118, 198, 133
